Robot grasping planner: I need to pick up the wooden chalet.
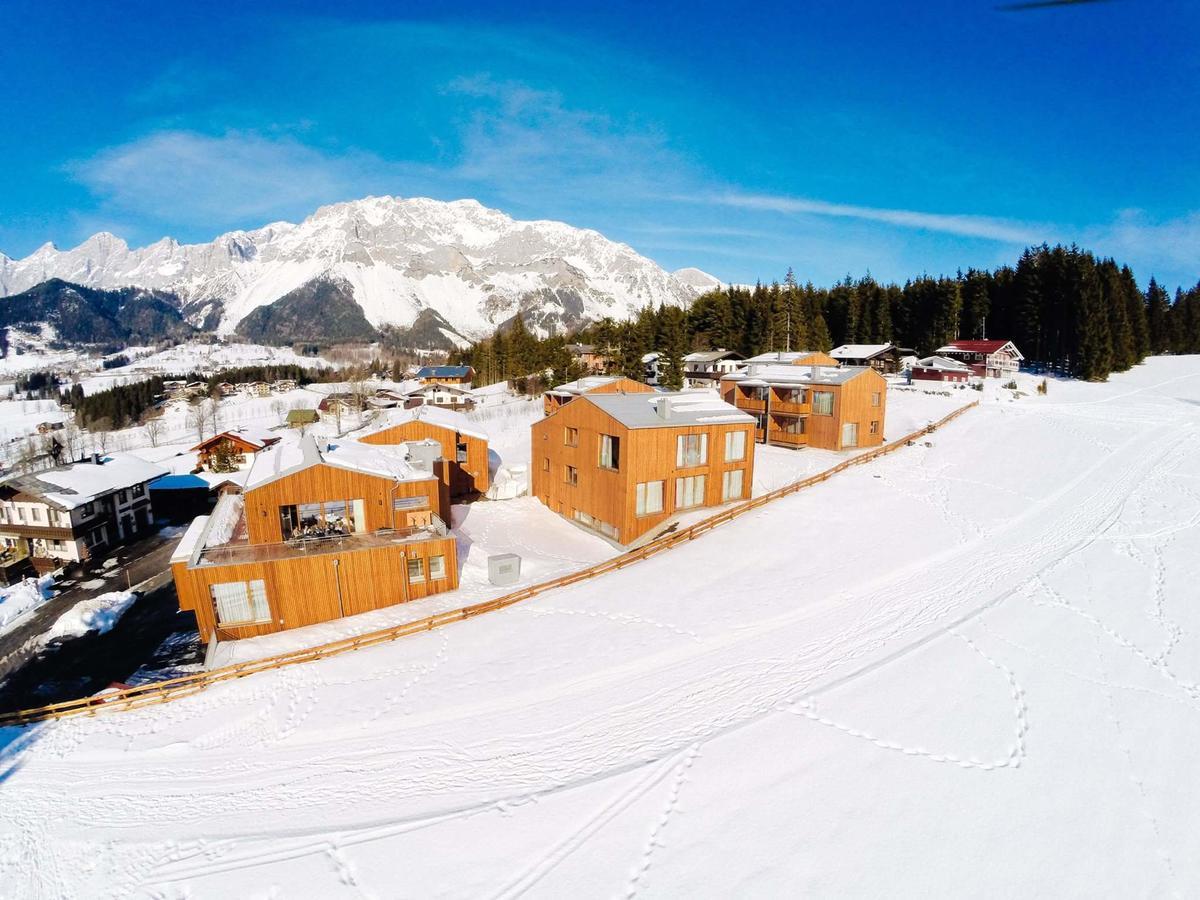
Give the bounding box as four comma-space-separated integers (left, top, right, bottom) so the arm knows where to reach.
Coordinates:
829, 343, 909, 374
564, 343, 610, 374
172, 434, 457, 641
935, 340, 1023, 378
911, 355, 974, 383
286, 409, 319, 428
358, 405, 490, 498
192, 427, 281, 471
0, 453, 168, 579
403, 382, 476, 411
682, 350, 745, 389
416, 365, 475, 387
531, 392, 756, 546
721, 363, 887, 451
542, 375, 654, 416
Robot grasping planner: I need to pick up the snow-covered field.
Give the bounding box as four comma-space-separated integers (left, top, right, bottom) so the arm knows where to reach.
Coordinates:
3, 358, 1200, 896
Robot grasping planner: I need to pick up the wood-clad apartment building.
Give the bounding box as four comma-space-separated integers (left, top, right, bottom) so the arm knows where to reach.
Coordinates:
358, 405, 490, 497
542, 375, 655, 416
531, 391, 756, 545
172, 434, 458, 641
721, 363, 887, 451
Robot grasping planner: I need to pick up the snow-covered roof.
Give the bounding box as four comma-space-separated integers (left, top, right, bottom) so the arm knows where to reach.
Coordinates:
547, 375, 628, 396
915, 355, 973, 372
937, 340, 1024, 359
6, 453, 170, 510
406, 382, 474, 396
683, 350, 742, 363
171, 515, 210, 565
723, 364, 877, 387
584, 392, 754, 430
742, 350, 828, 364
243, 433, 433, 492
829, 343, 895, 361
191, 426, 280, 452
470, 381, 512, 397
357, 404, 488, 442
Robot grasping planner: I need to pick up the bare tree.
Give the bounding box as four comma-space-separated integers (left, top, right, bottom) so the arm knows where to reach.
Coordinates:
186, 404, 208, 442
204, 397, 221, 435
142, 414, 163, 448
61, 421, 84, 462
91, 418, 113, 454
270, 398, 287, 422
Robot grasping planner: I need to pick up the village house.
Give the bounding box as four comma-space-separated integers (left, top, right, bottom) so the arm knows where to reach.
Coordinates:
829, 343, 912, 374
191, 427, 282, 472
171, 434, 458, 642
531, 392, 756, 546
416, 365, 475, 388
403, 382, 476, 411
358, 405, 489, 498
682, 350, 746, 389
743, 350, 840, 367
911, 355, 974, 384
286, 409, 319, 429
542, 375, 655, 416
721, 364, 887, 451
564, 343, 610, 374
240, 381, 272, 398
272, 378, 298, 393
0, 453, 168, 579
216, 382, 238, 397
642, 352, 663, 385
935, 340, 1024, 378
318, 394, 367, 423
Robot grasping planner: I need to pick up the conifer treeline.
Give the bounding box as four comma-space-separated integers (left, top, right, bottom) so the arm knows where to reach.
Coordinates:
453, 244, 1200, 387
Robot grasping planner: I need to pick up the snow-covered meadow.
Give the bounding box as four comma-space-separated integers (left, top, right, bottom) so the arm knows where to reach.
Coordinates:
3, 358, 1200, 896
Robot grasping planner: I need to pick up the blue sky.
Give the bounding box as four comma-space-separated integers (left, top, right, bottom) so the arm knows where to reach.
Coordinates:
2, 0, 1197, 289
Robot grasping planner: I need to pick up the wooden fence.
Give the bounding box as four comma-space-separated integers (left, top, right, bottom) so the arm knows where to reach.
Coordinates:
0, 401, 978, 727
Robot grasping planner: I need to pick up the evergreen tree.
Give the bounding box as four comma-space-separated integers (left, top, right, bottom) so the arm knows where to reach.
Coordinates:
659, 306, 688, 390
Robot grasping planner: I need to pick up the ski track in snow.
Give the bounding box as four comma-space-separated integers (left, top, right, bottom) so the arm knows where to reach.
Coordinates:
3, 361, 1200, 896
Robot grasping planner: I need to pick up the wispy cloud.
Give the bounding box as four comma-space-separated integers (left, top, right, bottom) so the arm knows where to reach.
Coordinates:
1085, 209, 1200, 283
695, 191, 1047, 244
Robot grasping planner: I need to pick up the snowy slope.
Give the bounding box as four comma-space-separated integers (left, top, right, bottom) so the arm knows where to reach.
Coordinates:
3, 358, 1200, 896
0, 198, 717, 340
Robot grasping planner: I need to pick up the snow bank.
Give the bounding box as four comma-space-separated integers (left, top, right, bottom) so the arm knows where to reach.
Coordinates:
485, 463, 528, 500
0, 575, 54, 633
44, 590, 135, 641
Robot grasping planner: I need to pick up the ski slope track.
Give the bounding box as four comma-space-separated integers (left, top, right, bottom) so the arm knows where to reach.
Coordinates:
3, 357, 1200, 896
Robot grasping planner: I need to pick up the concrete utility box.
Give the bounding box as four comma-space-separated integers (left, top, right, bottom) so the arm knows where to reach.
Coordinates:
488, 553, 522, 586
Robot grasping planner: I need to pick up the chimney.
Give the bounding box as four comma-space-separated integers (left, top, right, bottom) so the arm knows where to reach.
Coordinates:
655, 396, 672, 421
91, 452, 102, 465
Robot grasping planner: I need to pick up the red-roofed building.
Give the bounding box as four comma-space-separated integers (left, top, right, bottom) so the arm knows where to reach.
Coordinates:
935, 340, 1023, 378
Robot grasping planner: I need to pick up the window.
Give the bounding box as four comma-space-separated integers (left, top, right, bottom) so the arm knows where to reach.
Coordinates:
724, 430, 746, 462
722, 469, 745, 502
564, 427, 579, 447
675, 474, 707, 509
842, 422, 859, 448
32, 506, 44, 522
280, 499, 365, 539
565, 465, 579, 486
542, 457, 550, 472
636, 480, 665, 516
676, 433, 708, 467
776, 416, 805, 436
777, 387, 807, 405
82, 502, 95, 517
813, 391, 834, 415
870, 420, 880, 435
429, 555, 447, 580
598, 434, 620, 470
871, 391, 882, 408
407, 557, 425, 583
210, 580, 270, 625
393, 496, 427, 511
456, 440, 469, 463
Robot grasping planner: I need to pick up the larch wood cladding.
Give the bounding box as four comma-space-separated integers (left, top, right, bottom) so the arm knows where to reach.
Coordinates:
243, 463, 447, 544
174, 534, 459, 642
530, 397, 756, 545
359, 421, 489, 497
790, 351, 840, 367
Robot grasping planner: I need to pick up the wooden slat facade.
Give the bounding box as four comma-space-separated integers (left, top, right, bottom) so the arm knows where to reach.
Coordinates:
531, 397, 756, 545
359, 421, 490, 497
543, 377, 655, 415
174, 535, 459, 642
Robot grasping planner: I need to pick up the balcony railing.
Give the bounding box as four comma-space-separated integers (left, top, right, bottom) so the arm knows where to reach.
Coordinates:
769, 399, 810, 416
737, 396, 767, 412
196, 517, 448, 567
768, 430, 808, 447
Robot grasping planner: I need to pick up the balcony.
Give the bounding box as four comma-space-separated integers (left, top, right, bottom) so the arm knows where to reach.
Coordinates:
736, 395, 767, 413
767, 430, 808, 447
196, 517, 448, 568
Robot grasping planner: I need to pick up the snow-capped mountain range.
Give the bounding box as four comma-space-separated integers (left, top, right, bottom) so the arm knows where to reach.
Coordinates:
0, 197, 721, 347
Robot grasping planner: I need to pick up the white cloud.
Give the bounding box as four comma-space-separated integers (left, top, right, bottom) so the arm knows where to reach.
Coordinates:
1084, 209, 1200, 284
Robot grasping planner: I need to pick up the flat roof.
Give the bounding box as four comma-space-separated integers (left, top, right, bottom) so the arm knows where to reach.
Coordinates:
723, 364, 877, 387
583, 391, 753, 429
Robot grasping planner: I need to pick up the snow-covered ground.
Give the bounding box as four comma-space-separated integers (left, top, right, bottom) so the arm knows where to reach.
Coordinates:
3, 358, 1200, 896
0, 576, 54, 636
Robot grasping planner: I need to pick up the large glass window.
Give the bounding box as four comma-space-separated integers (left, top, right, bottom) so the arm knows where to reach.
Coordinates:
636, 480, 665, 516
722, 469, 745, 502
675, 474, 707, 509
598, 434, 620, 470
725, 431, 746, 462
211, 580, 270, 625
676, 433, 708, 467
813, 391, 834, 415
279, 499, 365, 540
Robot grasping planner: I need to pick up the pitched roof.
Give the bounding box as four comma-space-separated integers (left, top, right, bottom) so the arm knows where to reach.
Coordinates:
243, 433, 432, 492
286, 409, 319, 424
190, 426, 280, 453
829, 343, 895, 361
2, 453, 169, 510
743, 350, 827, 364
914, 355, 973, 371
683, 350, 743, 363
417, 365, 473, 378
583, 392, 753, 429
723, 364, 879, 387
547, 375, 627, 396
358, 404, 488, 441
937, 339, 1023, 359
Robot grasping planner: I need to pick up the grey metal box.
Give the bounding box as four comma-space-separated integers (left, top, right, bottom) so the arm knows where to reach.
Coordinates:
488, 553, 521, 586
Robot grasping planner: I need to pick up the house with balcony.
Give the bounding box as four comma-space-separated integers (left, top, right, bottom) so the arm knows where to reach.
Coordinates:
416, 365, 475, 388
935, 340, 1023, 378
542, 375, 655, 416
829, 343, 912, 374
911, 355, 974, 383
531, 392, 755, 546
721, 364, 887, 451
402, 382, 476, 411
171, 433, 458, 641
192, 427, 282, 472
564, 343, 611, 374
682, 350, 745, 389
358, 405, 490, 498
0, 453, 168, 580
